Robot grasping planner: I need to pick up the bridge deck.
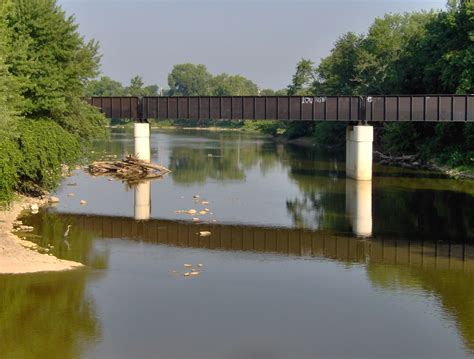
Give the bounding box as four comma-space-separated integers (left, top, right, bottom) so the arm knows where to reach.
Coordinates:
86, 95, 474, 122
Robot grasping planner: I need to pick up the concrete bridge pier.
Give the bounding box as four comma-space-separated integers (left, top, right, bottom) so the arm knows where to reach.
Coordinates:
346, 125, 373, 180
346, 179, 372, 238
134, 180, 151, 221
134, 122, 151, 162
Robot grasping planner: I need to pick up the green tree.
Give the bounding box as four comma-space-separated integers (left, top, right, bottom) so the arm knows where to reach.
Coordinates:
210, 73, 258, 96
168, 63, 212, 96
85, 76, 126, 96
315, 33, 364, 95
287, 59, 315, 95
1, 0, 105, 139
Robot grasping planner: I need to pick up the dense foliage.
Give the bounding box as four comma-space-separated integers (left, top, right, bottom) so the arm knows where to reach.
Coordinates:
283, 0, 473, 166
85, 75, 160, 97
0, 0, 106, 203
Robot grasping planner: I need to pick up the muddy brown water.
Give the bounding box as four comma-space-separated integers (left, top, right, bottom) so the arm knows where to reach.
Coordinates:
1, 128, 474, 358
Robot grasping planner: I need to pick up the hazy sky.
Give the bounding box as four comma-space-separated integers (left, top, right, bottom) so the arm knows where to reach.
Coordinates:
58, 0, 446, 90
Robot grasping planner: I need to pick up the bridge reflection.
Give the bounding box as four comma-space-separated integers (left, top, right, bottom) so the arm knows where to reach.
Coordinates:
54, 211, 474, 271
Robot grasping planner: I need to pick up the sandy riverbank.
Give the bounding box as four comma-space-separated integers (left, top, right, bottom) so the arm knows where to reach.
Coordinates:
0, 195, 83, 274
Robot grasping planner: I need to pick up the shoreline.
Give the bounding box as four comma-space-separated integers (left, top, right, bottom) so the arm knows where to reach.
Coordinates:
0, 195, 83, 274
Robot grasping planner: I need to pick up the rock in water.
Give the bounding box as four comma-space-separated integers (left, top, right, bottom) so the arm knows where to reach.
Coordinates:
80, 200, 87, 205
48, 196, 60, 203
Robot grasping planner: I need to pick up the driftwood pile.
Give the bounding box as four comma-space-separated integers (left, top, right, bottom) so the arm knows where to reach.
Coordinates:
374, 151, 426, 169
88, 155, 171, 182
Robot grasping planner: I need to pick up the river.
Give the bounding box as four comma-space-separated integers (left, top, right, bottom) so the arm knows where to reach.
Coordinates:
1, 128, 473, 358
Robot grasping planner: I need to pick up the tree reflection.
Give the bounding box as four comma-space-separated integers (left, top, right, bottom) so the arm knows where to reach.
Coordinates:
167, 133, 283, 184
0, 270, 100, 359
20, 211, 110, 269
367, 263, 474, 353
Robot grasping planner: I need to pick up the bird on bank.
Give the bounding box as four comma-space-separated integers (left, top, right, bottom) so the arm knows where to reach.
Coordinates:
63, 224, 72, 250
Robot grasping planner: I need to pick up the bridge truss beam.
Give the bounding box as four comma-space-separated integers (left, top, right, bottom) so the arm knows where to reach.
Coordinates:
86, 95, 474, 122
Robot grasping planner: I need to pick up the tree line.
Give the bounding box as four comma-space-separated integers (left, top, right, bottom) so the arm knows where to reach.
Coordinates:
88, 1, 473, 168
285, 0, 473, 166
0, 0, 105, 203
0, 0, 472, 203
85, 64, 285, 97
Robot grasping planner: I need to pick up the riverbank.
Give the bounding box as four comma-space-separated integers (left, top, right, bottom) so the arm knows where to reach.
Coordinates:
0, 195, 83, 274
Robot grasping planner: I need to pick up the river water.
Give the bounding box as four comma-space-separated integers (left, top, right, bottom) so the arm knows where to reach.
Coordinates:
1, 128, 474, 358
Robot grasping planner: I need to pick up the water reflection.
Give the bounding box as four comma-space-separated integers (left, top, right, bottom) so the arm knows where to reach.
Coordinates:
346, 179, 372, 237
0, 270, 100, 359
134, 180, 151, 221
19, 210, 474, 354
6, 129, 473, 358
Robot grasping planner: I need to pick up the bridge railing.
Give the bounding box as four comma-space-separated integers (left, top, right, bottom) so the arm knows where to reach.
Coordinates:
85, 95, 474, 122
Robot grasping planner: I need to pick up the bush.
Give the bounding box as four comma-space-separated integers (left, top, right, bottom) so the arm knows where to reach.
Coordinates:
0, 138, 21, 204
0, 119, 81, 204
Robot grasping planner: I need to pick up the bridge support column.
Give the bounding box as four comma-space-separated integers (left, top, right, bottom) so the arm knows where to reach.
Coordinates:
134, 180, 151, 221
134, 122, 151, 162
346, 125, 373, 180
346, 179, 372, 238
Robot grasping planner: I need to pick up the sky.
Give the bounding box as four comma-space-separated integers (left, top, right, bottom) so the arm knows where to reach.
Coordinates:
58, 0, 447, 90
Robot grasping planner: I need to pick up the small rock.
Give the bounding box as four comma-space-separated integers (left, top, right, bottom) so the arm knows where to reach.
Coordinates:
67, 182, 77, 186
48, 196, 60, 203
192, 218, 200, 222
198, 264, 203, 267
193, 194, 200, 199
80, 200, 87, 205
201, 201, 209, 205
184, 264, 193, 267
199, 231, 211, 237
184, 272, 190, 277
30, 204, 39, 214
67, 193, 75, 197
187, 209, 197, 215
199, 210, 207, 215
190, 271, 199, 276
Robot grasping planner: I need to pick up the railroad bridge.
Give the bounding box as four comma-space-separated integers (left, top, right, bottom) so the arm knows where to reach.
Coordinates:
87, 95, 474, 180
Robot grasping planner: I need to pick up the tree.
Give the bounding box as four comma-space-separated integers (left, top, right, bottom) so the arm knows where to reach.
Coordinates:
1, 0, 104, 139
85, 76, 126, 96
315, 33, 364, 95
287, 59, 315, 95
125, 75, 159, 96
168, 63, 212, 96
210, 74, 259, 96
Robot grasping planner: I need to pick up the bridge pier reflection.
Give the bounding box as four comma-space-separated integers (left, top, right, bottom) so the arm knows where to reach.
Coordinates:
346, 179, 372, 238
134, 181, 151, 221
